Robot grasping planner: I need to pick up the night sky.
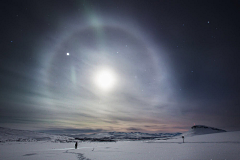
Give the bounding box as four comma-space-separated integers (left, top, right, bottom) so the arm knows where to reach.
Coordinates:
1, 0, 240, 133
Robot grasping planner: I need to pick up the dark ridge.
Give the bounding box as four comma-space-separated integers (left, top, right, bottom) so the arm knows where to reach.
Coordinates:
191, 125, 226, 132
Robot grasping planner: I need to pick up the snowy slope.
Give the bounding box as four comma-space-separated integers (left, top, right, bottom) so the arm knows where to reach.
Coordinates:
0, 128, 240, 160
80, 131, 240, 160
181, 125, 226, 137
0, 127, 74, 142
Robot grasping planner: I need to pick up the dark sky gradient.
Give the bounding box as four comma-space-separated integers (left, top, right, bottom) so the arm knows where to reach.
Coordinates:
1, 0, 240, 133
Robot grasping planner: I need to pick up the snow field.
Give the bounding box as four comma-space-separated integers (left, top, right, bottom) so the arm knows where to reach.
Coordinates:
1, 131, 240, 160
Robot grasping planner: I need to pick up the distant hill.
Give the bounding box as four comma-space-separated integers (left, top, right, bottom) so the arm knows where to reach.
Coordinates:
71, 132, 182, 141
182, 125, 226, 137
0, 127, 182, 142
0, 127, 74, 142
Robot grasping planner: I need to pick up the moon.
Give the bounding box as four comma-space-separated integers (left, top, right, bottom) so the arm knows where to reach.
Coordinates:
94, 68, 116, 91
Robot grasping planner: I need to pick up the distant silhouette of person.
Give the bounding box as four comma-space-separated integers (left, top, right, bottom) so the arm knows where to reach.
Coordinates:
182, 135, 184, 143
75, 142, 78, 149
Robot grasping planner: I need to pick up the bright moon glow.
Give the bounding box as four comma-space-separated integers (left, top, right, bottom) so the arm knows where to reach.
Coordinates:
95, 69, 116, 91
66, 53, 69, 56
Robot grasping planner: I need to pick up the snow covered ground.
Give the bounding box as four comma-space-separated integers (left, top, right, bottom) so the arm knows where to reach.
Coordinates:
75, 131, 240, 160
1, 126, 240, 160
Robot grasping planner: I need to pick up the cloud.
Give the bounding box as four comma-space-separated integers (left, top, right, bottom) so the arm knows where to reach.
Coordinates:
40, 128, 107, 134
126, 127, 144, 132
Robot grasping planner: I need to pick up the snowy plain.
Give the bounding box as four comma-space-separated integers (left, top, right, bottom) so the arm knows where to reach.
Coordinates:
1, 127, 240, 160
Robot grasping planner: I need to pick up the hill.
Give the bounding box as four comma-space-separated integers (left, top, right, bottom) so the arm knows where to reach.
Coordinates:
182, 125, 226, 137
0, 127, 74, 142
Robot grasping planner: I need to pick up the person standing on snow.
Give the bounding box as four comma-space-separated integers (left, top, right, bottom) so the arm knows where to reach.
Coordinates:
75, 142, 78, 149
